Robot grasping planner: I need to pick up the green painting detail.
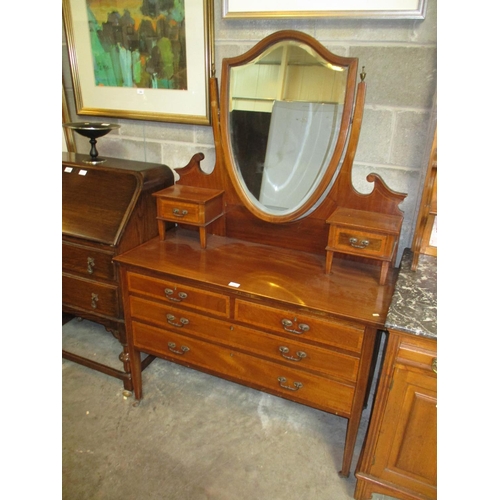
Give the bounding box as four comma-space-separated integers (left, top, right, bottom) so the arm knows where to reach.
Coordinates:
87, 0, 187, 90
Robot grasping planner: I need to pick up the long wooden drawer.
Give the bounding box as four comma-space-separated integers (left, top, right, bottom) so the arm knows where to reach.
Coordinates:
129, 296, 360, 382
63, 274, 118, 317
132, 320, 355, 416
63, 242, 115, 281
126, 272, 229, 318
234, 299, 365, 353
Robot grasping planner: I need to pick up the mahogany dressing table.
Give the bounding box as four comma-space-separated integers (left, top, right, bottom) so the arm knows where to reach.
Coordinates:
114, 31, 407, 477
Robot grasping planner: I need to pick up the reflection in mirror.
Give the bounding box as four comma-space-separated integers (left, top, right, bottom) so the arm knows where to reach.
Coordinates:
228, 41, 348, 216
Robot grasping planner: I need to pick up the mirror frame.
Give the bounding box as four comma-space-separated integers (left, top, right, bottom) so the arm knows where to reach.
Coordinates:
219, 30, 360, 223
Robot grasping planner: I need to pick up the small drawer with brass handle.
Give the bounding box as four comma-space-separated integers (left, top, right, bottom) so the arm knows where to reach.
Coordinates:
325, 207, 403, 284
154, 184, 225, 249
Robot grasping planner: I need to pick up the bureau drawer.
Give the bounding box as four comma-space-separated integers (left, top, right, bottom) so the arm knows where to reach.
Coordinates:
330, 227, 395, 260
132, 321, 355, 416
235, 299, 364, 353
63, 274, 119, 317
126, 272, 230, 317
129, 297, 360, 383
63, 243, 115, 281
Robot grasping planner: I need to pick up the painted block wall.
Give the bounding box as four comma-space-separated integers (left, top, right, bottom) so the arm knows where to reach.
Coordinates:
62, 0, 437, 262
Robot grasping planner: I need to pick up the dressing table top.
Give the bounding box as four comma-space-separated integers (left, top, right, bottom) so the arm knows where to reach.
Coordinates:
115, 229, 397, 328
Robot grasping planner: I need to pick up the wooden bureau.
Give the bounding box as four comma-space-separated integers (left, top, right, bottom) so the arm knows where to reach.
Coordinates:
115, 229, 398, 477
62, 152, 174, 391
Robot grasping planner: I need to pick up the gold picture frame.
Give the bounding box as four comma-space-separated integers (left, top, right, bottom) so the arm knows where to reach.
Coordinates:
222, 0, 427, 19
63, 0, 214, 125
62, 84, 76, 152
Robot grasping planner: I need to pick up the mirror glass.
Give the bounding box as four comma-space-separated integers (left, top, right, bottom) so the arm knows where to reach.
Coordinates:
228, 40, 349, 216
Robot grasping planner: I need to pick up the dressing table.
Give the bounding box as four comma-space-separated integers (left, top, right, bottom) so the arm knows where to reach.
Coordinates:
115, 31, 407, 477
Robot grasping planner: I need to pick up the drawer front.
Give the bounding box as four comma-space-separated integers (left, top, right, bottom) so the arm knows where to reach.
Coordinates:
235, 299, 364, 353
157, 198, 201, 224
129, 297, 360, 382
331, 227, 394, 259
126, 272, 229, 317
62, 243, 115, 281
396, 336, 437, 375
63, 274, 118, 317
132, 320, 355, 416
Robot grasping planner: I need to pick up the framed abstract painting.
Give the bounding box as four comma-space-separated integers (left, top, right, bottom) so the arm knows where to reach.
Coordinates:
63, 0, 214, 125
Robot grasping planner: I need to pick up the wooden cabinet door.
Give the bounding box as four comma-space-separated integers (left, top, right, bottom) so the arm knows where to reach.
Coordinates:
370, 362, 437, 498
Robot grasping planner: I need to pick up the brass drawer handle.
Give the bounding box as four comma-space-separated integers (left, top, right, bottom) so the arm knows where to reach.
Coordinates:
277, 377, 303, 391
281, 319, 310, 335
279, 346, 307, 362
431, 357, 437, 374
349, 237, 370, 249
164, 288, 188, 302
87, 257, 95, 274
91, 293, 99, 309
172, 208, 189, 217
167, 342, 190, 355
166, 314, 189, 328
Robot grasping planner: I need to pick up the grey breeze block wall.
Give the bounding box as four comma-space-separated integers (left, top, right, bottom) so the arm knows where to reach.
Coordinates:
62, 0, 437, 263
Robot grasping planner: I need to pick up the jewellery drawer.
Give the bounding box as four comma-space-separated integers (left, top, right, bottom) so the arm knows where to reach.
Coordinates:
62, 274, 118, 317
129, 297, 360, 382
157, 198, 205, 225
329, 227, 395, 260
126, 272, 230, 318
132, 320, 355, 416
234, 299, 365, 353
63, 243, 115, 281
154, 185, 225, 226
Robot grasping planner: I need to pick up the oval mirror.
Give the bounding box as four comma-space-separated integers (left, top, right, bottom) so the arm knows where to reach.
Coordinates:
220, 31, 359, 222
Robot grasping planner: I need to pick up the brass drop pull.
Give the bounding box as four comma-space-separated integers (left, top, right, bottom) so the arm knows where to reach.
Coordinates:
172, 208, 189, 217
279, 346, 307, 362
167, 342, 190, 355
349, 237, 370, 249
91, 293, 99, 309
281, 318, 310, 335
164, 288, 188, 302
166, 313, 189, 327
87, 257, 95, 274
431, 357, 437, 374
277, 377, 303, 391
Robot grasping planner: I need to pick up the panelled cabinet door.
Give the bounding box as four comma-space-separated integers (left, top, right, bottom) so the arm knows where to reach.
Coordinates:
371, 363, 437, 498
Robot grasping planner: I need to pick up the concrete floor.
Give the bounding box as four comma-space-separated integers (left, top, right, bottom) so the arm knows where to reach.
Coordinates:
62, 318, 395, 500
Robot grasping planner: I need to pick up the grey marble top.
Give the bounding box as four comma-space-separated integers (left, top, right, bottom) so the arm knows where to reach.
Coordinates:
385, 248, 437, 339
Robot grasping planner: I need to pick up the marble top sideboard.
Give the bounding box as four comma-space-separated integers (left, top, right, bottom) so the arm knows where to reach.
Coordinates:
385, 248, 437, 339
